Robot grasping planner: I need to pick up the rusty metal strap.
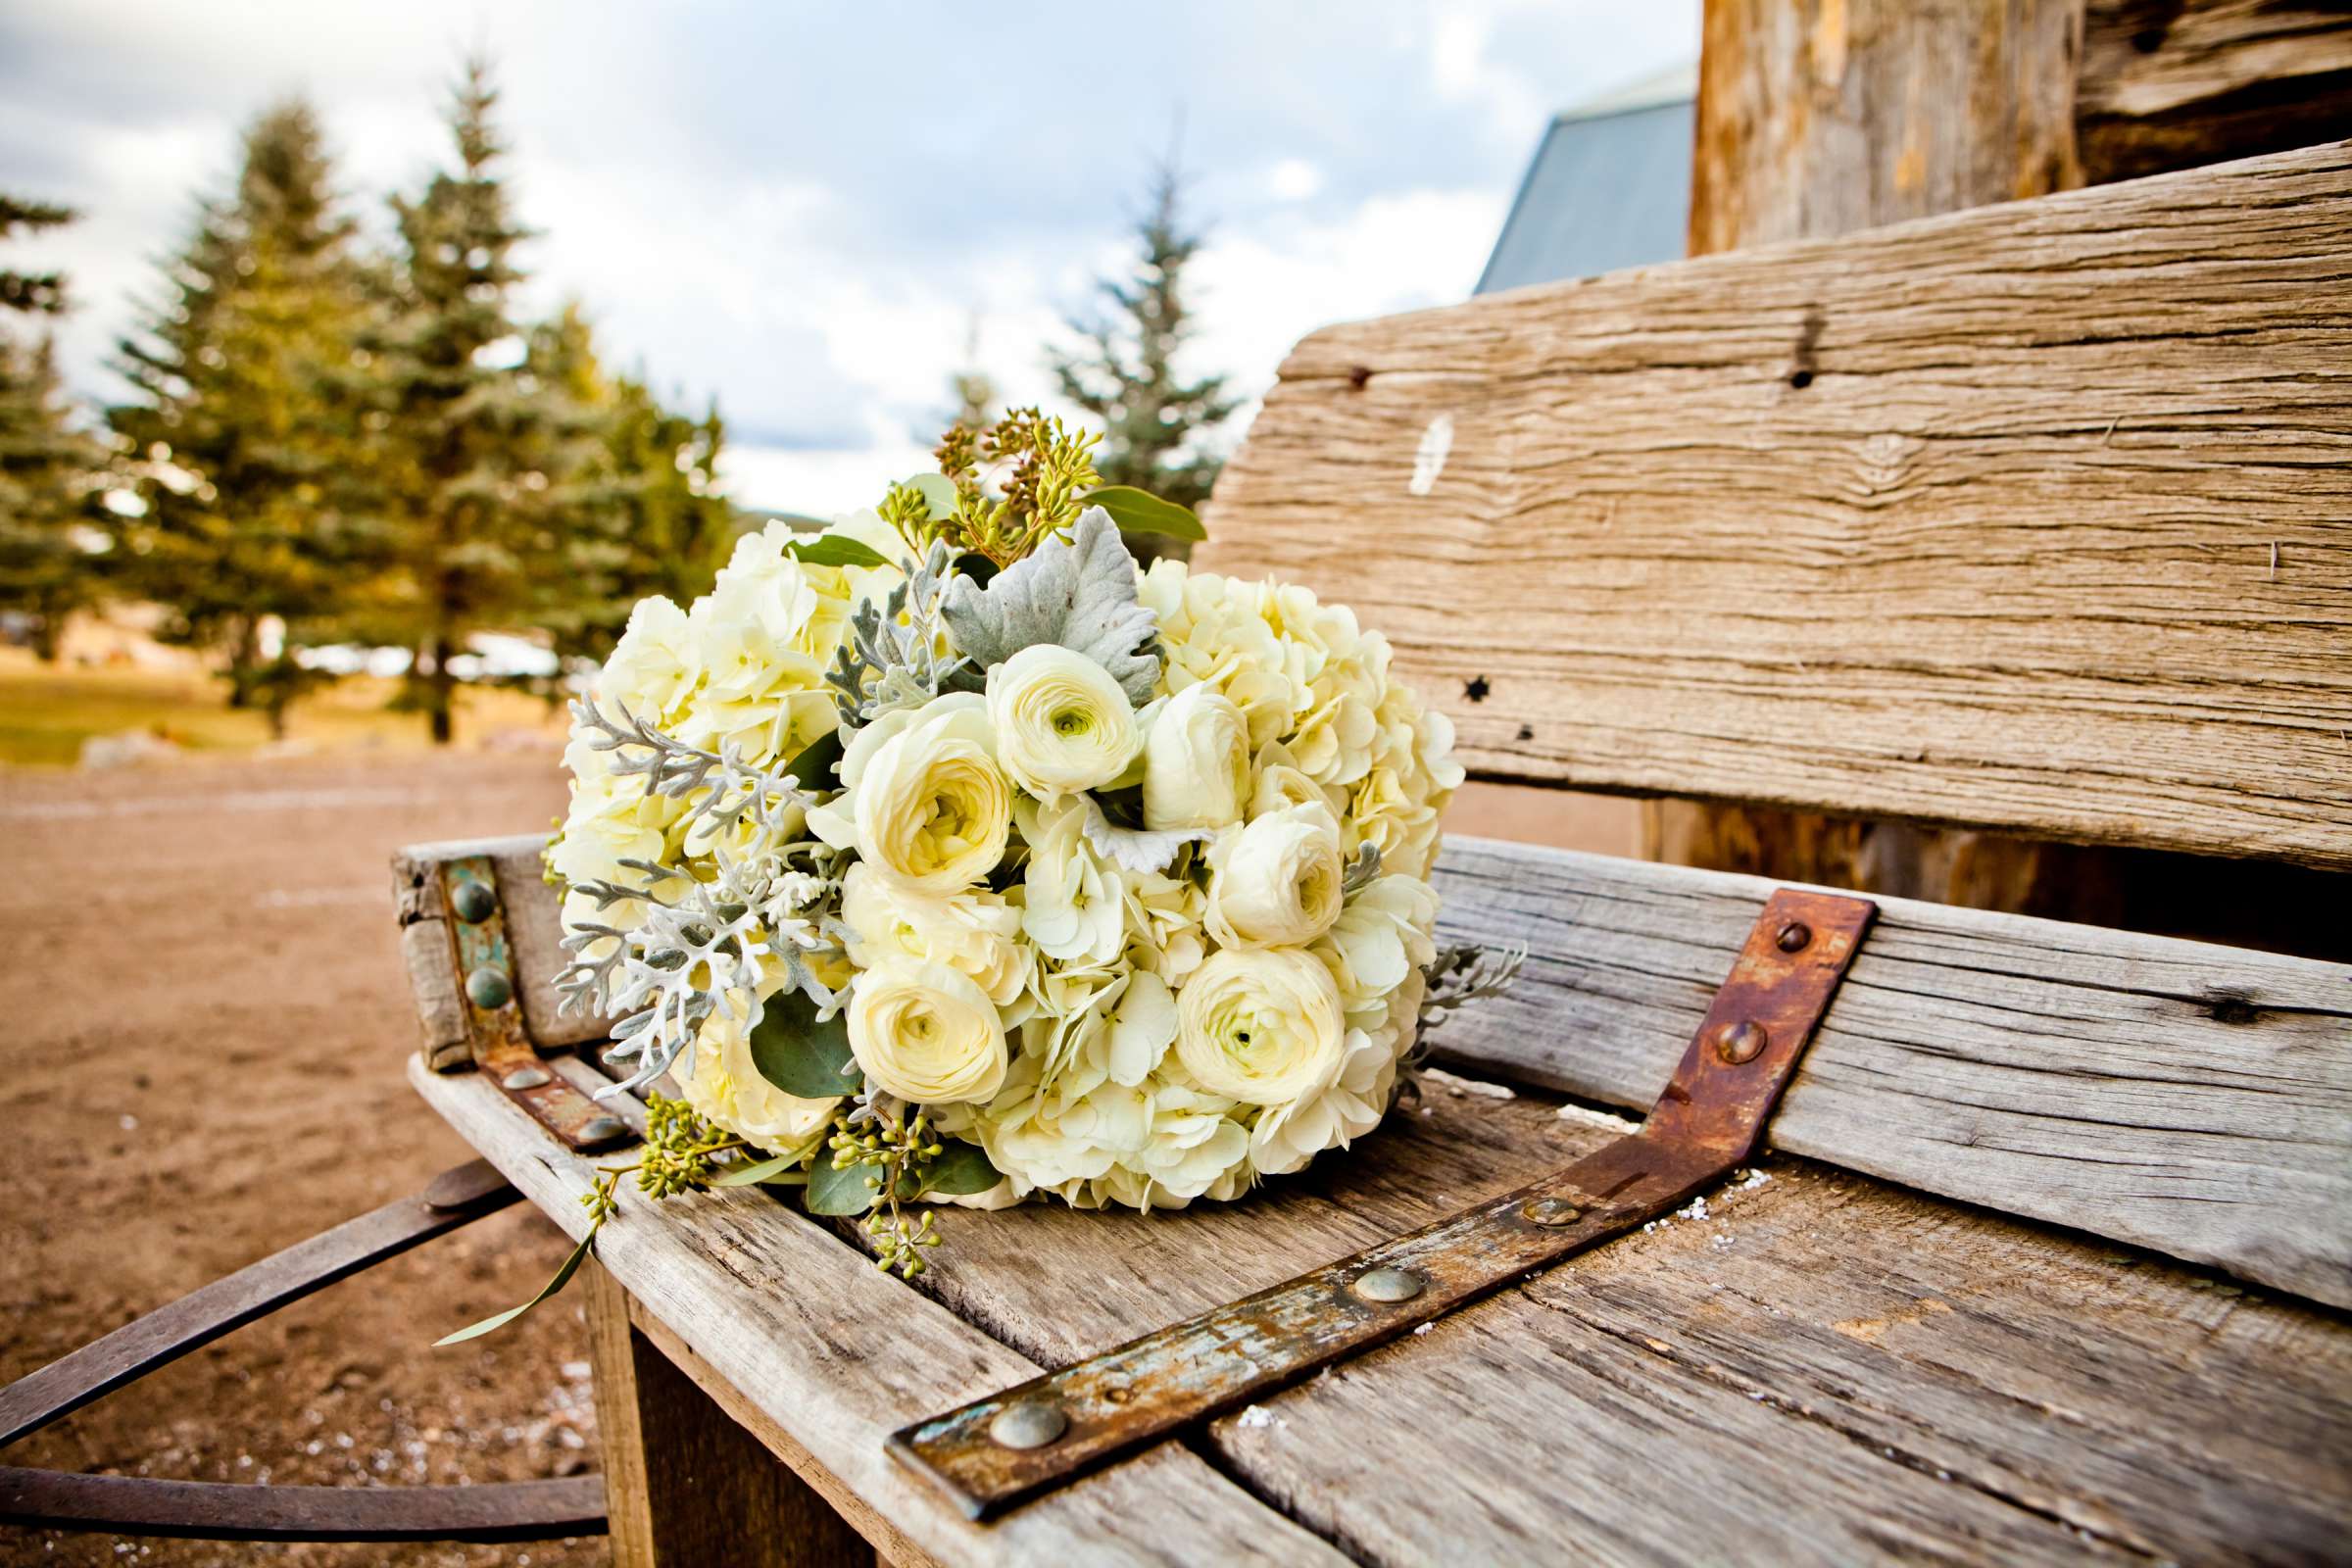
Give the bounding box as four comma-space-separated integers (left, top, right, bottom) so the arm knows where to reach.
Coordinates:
890, 887, 1877, 1519
441, 855, 631, 1153
0, 1468, 606, 1544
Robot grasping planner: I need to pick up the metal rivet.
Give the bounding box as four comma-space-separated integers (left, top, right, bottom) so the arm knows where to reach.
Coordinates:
1715, 1019, 1770, 1064
987, 1401, 1067, 1450
504, 1065, 552, 1091
451, 879, 499, 924
1776, 920, 1812, 954
1352, 1266, 1425, 1303
577, 1116, 629, 1144
466, 966, 514, 1010
1521, 1197, 1583, 1227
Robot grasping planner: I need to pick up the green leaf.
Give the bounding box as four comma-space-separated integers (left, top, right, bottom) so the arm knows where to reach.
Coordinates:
434, 1228, 593, 1346
712, 1152, 809, 1188
782, 534, 893, 570
747, 991, 858, 1100
915, 1139, 1002, 1197
1080, 485, 1206, 541
782, 729, 843, 790
807, 1152, 882, 1215
906, 471, 959, 521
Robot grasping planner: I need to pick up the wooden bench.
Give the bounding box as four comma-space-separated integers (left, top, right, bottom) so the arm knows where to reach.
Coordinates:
401, 139, 2352, 1565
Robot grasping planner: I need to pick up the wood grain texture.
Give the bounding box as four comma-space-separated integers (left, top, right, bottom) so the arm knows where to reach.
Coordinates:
1195, 140, 2352, 870
2080, 0, 2352, 183
587, 1261, 874, 1568
882, 1083, 2349, 1565
1691, 0, 2085, 257
408, 1054, 1350, 1568
1424, 834, 2352, 1308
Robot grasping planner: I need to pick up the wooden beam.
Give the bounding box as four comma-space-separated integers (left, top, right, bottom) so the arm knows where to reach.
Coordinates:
1195, 140, 2352, 872
2079, 0, 2352, 183
586, 1262, 874, 1568
1422, 835, 2352, 1309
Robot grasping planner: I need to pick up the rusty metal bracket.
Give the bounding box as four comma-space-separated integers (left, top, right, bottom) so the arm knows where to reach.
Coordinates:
889, 887, 1877, 1520
441, 855, 631, 1153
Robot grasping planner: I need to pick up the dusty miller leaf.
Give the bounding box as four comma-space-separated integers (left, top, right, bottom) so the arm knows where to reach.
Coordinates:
1080, 797, 1209, 874
939, 508, 1160, 705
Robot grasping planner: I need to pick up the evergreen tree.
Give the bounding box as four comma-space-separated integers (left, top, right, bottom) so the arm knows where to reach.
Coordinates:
0, 195, 74, 317
929, 313, 995, 440
368, 58, 584, 743
110, 101, 377, 730
1049, 163, 1239, 517
515, 303, 731, 674
0, 333, 107, 660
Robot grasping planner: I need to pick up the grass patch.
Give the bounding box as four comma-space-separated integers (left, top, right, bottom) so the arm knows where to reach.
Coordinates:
0, 650, 565, 767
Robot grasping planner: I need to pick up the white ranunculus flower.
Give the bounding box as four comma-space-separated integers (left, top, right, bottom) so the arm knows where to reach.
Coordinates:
807, 693, 1010, 894
1018, 795, 1128, 965
1143, 682, 1251, 830
847, 959, 1009, 1105
1250, 969, 1424, 1177
985, 644, 1142, 798
1205, 802, 1346, 949
1250, 739, 1339, 821
673, 1002, 842, 1152
1174, 947, 1347, 1105
839, 862, 1031, 1006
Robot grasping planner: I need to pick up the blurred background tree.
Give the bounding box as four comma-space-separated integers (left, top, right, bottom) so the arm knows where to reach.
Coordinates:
0, 197, 109, 661
109, 100, 378, 733
1050, 160, 1238, 530
368, 59, 587, 744
520, 302, 733, 677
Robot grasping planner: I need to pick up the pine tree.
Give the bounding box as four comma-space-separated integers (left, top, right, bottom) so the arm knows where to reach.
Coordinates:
110, 101, 377, 731
368, 58, 584, 744
514, 303, 731, 675
0, 195, 74, 317
0, 334, 107, 660
1050, 163, 1239, 520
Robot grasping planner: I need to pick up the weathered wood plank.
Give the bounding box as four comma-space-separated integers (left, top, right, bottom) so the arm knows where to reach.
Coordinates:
408, 1054, 1350, 1568
1196, 140, 2352, 870
2079, 0, 2352, 183
1424, 835, 2352, 1308
586, 1261, 874, 1567
897, 1082, 2351, 1565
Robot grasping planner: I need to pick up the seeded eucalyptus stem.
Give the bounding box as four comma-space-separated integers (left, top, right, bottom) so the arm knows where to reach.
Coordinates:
829, 1108, 948, 1278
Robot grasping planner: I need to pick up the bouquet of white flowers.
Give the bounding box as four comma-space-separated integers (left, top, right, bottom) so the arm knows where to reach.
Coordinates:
449, 416, 1515, 1335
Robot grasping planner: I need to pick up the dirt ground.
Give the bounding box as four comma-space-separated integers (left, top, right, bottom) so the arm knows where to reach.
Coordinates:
0, 750, 1634, 1566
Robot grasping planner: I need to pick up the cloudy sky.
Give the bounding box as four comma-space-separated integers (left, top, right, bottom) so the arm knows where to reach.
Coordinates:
1, 2, 1694, 514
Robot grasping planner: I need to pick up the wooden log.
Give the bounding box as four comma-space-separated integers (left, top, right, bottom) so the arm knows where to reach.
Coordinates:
586, 1262, 874, 1568
1667, 0, 2352, 929
1195, 140, 2352, 874
2079, 0, 2352, 183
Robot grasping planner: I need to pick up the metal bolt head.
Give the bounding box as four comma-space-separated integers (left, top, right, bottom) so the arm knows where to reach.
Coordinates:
466, 965, 514, 1011
503, 1065, 552, 1091
1521, 1196, 1584, 1228
1352, 1266, 1425, 1303
1714, 1019, 1770, 1064
987, 1401, 1068, 1450
1775, 920, 1812, 954
577, 1115, 629, 1145
451, 879, 499, 924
